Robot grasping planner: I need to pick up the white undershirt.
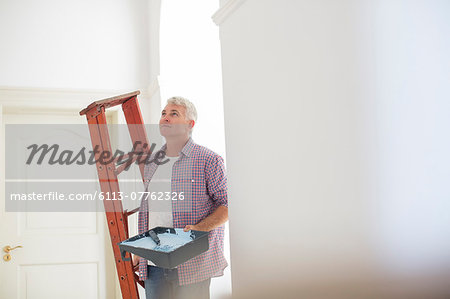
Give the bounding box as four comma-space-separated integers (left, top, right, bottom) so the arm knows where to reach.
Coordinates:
148, 156, 178, 230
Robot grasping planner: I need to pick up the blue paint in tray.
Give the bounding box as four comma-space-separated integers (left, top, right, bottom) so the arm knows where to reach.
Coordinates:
125, 228, 194, 252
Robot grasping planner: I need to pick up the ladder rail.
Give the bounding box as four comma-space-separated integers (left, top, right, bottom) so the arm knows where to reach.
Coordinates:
122, 97, 150, 179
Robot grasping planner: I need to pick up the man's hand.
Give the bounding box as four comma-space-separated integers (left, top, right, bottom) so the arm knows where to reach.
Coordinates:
183, 224, 208, 232
132, 254, 139, 267
183, 206, 228, 232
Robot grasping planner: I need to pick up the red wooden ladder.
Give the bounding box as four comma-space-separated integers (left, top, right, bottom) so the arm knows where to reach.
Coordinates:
80, 90, 149, 299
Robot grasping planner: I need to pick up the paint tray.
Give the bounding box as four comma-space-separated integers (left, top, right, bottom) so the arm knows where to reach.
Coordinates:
118, 226, 209, 269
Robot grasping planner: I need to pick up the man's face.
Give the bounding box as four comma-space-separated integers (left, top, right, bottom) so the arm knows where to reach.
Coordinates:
159, 104, 193, 138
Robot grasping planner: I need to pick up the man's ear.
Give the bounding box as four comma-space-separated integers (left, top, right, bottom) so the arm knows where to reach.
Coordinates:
189, 120, 195, 129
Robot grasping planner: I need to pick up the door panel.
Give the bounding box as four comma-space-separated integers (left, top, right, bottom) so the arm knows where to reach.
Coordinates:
0, 111, 115, 299
19, 263, 98, 299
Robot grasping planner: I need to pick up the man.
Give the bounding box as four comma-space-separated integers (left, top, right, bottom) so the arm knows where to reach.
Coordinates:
133, 96, 229, 299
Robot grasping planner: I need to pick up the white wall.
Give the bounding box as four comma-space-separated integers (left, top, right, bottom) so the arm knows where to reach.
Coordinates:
0, 0, 151, 91
0, 0, 160, 124
0, 0, 164, 145
369, 0, 450, 277
216, 0, 450, 298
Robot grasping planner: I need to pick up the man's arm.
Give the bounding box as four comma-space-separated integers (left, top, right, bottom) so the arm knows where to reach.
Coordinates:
183, 205, 228, 232
184, 153, 228, 232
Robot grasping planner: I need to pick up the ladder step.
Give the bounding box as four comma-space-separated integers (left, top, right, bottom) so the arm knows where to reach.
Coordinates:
124, 207, 140, 218
79, 90, 140, 116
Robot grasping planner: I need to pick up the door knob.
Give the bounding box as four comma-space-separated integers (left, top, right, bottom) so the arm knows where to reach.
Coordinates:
3, 245, 23, 253
2, 245, 22, 262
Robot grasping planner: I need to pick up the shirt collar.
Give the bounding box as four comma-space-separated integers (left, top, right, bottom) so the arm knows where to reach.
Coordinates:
161, 137, 195, 158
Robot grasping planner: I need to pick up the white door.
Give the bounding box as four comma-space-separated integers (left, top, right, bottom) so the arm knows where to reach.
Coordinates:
0, 109, 117, 299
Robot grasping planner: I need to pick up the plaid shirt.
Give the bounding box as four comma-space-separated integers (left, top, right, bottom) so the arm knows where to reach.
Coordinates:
137, 137, 228, 285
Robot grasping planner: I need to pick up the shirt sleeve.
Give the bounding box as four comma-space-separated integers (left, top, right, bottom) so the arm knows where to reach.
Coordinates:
205, 154, 228, 208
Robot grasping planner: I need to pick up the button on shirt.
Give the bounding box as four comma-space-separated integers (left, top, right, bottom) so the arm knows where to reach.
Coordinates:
138, 138, 228, 285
